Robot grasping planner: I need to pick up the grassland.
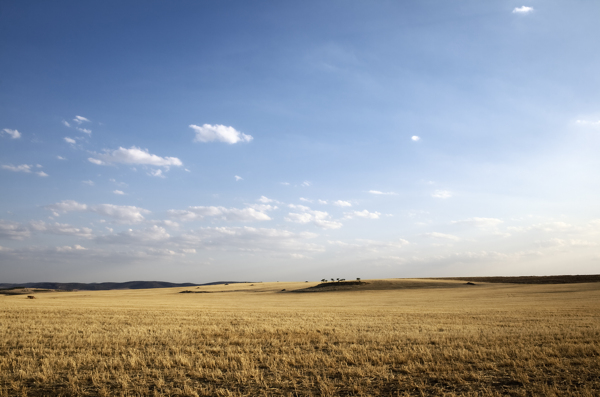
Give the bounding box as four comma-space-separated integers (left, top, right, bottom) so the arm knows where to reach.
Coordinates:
1, 279, 599, 396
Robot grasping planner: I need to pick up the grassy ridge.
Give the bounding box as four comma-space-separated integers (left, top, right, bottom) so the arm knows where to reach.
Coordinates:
1, 280, 599, 396
443, 274, 600, 284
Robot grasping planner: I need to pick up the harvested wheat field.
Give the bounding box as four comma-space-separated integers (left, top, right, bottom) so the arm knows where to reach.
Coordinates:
1, 279, 599, 396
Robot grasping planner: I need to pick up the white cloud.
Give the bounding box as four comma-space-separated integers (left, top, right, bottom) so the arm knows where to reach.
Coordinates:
512, 221, 576, 233
148, 169, 165, 178
288, 204, 311, 211
76, 127, 92, 134
95, 225, 170, 245
368, 190, 396, 195
285, 207, 342, 229
411, 136, 420, 141
452, 217, 503, 228
73, 115, 90, 124
333, 200, 352, 207
0, 220, 31, 240
57, 156, 67, 160
537, 238, 597, 248
190, 124, 253, 144
432, 190, 452, 199
2, 129, 21, 139
281, 182, 290, 186
55, 245, 88, 252
2, 164, 32, 173
512, 6, 533, 14
177, 226, 320, 253
318, 199, 328, 204
91, 204, 150, 224
113, 190, 125, 195
344, 210, 381, 219
88, 158, 104, 165
45, 200, 88, 213
575, 119, 600, 127
299, 197, 313, 203
62, 120, 71, 128
64, 137, 76, 144
258, 196, 274, 203
82, 180, 94, 186
89, 147, 183, 168
235, 175, 243, 181
301, 181, 311, 187
36, 171, 49, 177
44, 200, 150, 224
168, 205, 272, 222
421, 232, 461, 241
29, 221, 94, 239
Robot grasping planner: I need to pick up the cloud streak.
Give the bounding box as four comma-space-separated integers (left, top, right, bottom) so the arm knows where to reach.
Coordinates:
2, 129, 21, 139
88, 146, 183, 168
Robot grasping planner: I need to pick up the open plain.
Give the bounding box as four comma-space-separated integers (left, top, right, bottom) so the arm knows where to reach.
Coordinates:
1, 279, 599, 396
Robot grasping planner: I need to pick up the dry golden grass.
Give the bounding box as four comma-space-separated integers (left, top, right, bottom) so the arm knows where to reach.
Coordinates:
1, 279, 599, 396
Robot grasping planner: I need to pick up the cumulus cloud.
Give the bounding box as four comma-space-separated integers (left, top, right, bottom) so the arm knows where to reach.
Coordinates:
575, 119, 600, 127
91, 204, 150, 224
190, 124, 253, 144
258, 196, 275, 203
64, 137, 76, 144
168, 205, 272, 222
432, 190, 452, 199
344, 210, 381, 219
113, 190, 125, 195
148, 169, 165, 178
82, 180, 94, 186
177, 226, 320, 253
411, 136, 420, 141
512, 6, 533, 14
88, 158, 104, 165
44, 200, 150, 223
76, 127, 92, 134
537, 238, 597, 248
235, 175, 243, 181
2, 164, 32, 173
95, 225, 170, 245
2, 129, 21, 139
333, 200, 352, 207
421, 232, 461, 241
285, 206, 342, 229
0, 220, 31, 240
299, 197, 313, 203
89, 147, 183, 168
29, 221, 94, 239
73, 115, 90, 124
452, 217, 503, 228
36, 171, 49, 177
369, 190, 396, 195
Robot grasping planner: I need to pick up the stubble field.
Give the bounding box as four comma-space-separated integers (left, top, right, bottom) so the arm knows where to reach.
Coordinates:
1, 279, 599, 396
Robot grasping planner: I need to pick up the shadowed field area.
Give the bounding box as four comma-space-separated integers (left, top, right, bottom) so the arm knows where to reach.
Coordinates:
1, 279, 599, 396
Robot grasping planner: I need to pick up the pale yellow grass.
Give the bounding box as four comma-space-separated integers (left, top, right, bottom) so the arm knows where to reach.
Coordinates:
1, 279, 599, 396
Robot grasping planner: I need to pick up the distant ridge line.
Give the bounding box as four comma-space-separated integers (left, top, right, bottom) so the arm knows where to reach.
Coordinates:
0, 281, 254, 291
437, 274, 600, 284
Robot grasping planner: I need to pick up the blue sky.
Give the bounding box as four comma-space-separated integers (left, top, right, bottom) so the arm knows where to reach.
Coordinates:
1, 1, 599, 283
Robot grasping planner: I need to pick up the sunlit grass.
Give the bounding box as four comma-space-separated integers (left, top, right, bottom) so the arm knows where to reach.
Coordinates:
1, 280, 599, 396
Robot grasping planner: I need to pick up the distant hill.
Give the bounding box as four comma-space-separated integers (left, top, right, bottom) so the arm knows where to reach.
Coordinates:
0, 281, 252, 291
441, 275, 600, 284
